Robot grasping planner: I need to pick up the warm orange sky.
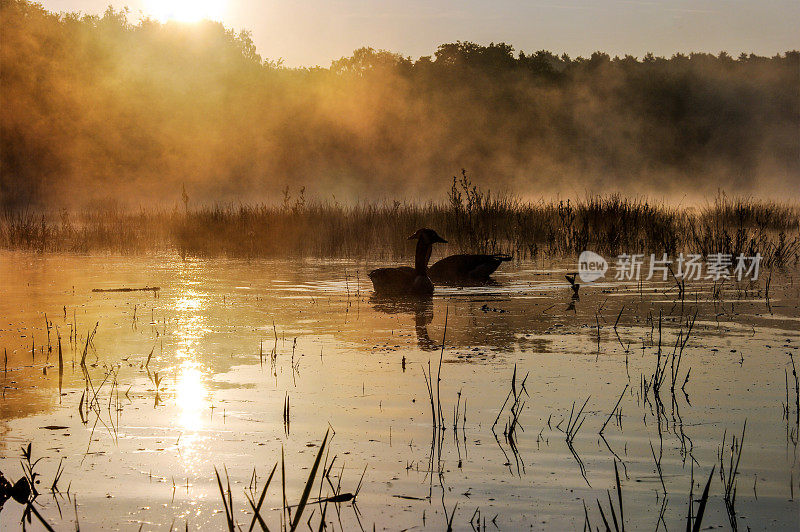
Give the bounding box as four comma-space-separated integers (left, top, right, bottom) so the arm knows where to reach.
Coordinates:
38, 0, 800, 66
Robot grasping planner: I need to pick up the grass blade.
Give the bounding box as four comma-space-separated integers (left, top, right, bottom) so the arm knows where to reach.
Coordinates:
289, 430, 329, 532
214, 466, 235, 532
614, 459, 624, 531
248, 462, 277, 532
692, 466, 715, 532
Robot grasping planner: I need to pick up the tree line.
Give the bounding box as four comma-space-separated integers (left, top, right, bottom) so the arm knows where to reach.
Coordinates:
1, 0, 798, 210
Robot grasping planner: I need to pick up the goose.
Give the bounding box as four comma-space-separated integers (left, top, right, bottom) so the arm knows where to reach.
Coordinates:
428, 254, 512, 283
368, 229, 448, 295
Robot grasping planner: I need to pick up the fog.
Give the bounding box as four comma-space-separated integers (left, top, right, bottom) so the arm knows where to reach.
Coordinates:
1, 1, 798, 211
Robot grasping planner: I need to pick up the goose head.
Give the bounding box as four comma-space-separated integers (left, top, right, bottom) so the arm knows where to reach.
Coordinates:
408, 228, 448, 245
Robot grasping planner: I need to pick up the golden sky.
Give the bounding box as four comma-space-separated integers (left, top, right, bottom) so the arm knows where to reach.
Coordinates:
34, 0, 800, 66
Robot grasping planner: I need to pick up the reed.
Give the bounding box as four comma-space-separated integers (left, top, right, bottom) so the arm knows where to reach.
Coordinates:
588, 459, 716, 532
215, 431, 333, 530
214, 466, 235, 532
691, 466, 715, 532
719, 421, 747, 531
2, 189, 797, 265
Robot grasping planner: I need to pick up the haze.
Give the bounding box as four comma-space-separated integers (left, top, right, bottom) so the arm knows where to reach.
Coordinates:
2, 1, 798, 209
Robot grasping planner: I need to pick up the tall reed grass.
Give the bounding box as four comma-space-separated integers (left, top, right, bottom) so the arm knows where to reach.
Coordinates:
2, 182, 798, 266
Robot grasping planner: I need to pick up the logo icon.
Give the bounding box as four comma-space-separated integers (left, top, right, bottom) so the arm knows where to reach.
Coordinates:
578, 251, 608, 283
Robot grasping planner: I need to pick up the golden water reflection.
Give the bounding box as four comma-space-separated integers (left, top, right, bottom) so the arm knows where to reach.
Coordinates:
175, 362, 208, 431
172, 287, 211, 466
0, 255, 798, 529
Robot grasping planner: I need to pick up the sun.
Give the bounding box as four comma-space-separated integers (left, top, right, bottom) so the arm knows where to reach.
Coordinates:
145, 0, 227, 24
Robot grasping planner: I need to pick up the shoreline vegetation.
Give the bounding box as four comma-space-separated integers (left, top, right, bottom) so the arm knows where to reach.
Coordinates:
2, 181, 798, 266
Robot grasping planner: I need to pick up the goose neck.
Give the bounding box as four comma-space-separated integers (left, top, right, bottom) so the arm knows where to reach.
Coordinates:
414, 239, 432, 274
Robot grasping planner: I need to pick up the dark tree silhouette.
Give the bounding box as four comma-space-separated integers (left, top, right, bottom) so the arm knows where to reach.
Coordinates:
1, 0, 798, 210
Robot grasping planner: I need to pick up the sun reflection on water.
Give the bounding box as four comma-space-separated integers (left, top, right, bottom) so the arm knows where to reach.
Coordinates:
171, 286, 211, 466
175, 293, 203, 313
175, 362, 207, 430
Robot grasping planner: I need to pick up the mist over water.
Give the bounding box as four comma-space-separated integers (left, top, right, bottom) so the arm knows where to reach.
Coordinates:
1, 1, 799, 211
2, 4, 800, 529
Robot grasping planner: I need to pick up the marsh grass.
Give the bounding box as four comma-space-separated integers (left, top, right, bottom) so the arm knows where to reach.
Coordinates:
719, 421, 747, 531
2, 185, 798, 265
586, 459, 716, 532
215, 430, 338, 530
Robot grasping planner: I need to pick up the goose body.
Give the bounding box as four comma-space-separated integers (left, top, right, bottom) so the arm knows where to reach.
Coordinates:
428, 254, 512, 282
368, 229, 447, 296
369, 267, 433, 295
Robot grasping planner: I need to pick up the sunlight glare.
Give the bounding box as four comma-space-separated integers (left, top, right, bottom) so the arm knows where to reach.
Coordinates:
175, 362, 208, 431
175, 294, 203, 312
145, 0, 227, 23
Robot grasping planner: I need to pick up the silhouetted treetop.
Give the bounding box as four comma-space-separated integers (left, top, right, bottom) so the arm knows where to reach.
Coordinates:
1, 0, 797, 209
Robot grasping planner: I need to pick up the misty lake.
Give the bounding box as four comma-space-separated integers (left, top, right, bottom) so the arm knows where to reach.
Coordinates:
1, 252, 798, 530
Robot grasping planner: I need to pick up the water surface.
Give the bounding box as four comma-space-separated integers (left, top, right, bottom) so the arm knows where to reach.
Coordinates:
0, 252, 798, 530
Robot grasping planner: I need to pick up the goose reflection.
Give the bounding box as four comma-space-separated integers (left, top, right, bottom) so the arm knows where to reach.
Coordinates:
432, 277, 501, 289
370, 295, 438, 351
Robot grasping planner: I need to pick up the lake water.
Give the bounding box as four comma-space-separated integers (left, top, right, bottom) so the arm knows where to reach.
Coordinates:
0, 252, 798, 530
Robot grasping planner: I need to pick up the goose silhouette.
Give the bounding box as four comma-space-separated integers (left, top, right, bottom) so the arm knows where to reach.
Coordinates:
428, 254, 512, 283
368, 229, 447, 296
